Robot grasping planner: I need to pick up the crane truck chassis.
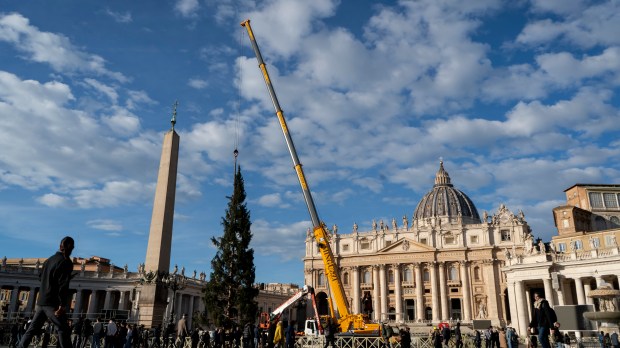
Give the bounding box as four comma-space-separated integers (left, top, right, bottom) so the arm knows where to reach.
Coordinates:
241, 19, 380, 336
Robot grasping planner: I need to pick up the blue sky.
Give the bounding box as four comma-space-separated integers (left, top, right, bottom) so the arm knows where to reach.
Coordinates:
1, 0, 619, 285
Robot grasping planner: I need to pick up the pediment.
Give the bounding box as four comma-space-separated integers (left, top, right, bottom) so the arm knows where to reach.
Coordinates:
378, 238, 435, 253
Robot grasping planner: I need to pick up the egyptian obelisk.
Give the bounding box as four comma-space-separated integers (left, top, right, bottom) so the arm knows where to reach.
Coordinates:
139, 103, 180, 327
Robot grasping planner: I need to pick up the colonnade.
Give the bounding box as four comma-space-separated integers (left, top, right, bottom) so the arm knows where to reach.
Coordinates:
1, 283, 204, 327
312, 260, 478, 323
507, 273, 620, 336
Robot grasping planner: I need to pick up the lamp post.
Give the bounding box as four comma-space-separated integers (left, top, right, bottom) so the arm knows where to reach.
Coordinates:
163, 273, 187, 327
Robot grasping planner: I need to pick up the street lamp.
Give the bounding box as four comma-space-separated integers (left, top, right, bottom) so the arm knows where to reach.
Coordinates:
162, 273, 187, 327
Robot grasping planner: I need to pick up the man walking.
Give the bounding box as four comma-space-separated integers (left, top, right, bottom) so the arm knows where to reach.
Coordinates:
177, 314, 189, 348
17, 237, 75, 348
529, 292, 558, 348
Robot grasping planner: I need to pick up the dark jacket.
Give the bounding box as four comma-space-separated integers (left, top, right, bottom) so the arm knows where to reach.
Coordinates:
529, 299, 554, 329
38, 251, 74, 307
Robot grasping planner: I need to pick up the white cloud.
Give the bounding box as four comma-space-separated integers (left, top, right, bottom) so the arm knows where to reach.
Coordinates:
86, 219, 123, 231
256, 192, 287, 207
105, 9, 132, 23
73, 180, 152, 208
174, 0, 200, 18
0, 13, 128, 82
37, 193, 68, 207
251, 219, 310, 260
188, 78, 208, 89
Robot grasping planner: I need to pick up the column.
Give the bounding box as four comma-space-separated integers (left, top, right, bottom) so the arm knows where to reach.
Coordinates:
119, 291, 127, 310
373, 266, 380, 321
584, 282, 595, 305
188, 296, 195, 327
543, 278, 555, 307
460, 262, 472, 321
484, 261, 500, 320
25, 287, 37, 314
87, 290, 99, 319
379, 265, 388, 321
556, 278, 566, 305
103, 290, 112, 310
515, 281, 529, 337
74, 290, 83, 318
430, 262, 439, 322
438, 262, 448, 320
175, 293, 183, 321
352, 266, 360, 314
393, 264, 402, 322
525, 288, 531, 322
507, 282, 520, 335
575, 277, 586, 304
9, 287, 20, 314
414, 263, 424, 322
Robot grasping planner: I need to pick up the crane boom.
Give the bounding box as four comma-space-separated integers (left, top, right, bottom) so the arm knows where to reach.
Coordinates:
241, 19, 371, 333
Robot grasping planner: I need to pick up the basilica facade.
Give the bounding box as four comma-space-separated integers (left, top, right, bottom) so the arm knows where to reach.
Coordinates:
303, 161, 532, 327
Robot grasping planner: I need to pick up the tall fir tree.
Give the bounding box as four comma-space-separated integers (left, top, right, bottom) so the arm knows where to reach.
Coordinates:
204, 166, 259, 327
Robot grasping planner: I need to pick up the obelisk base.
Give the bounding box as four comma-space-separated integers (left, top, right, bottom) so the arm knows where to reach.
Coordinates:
138, 282, 168, 328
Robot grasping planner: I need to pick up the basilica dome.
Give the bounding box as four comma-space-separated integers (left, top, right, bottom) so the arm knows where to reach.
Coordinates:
413, 161, 481, 224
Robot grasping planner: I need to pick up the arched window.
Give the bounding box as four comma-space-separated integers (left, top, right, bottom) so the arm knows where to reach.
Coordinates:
388, 270, 394, 284
423, 269, 430, 282
403, 268, 412, 282
343, 272, 349, 285
363, 270, 371, 284
474, 267, 481, 281
448, 265, 458, 281
318, 272, 326, 286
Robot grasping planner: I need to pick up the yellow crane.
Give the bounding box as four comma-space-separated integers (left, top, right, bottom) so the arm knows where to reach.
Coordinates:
241, 19, 380, 335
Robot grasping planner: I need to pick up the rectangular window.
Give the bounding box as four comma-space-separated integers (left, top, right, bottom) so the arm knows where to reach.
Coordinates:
592, 238, 600, 248
450, 288, 459, 293
606, 235, 616, 246
360, 241, 370, 250
563, 219, 570, 228
604, 193, 618, 208
420, 238, 427, 245
589, 192, 604, 208
500, 230, 511, 241
342, 244, 349, 252
385, 241, 392, 247
445, 236, 455, 244
574, 240, 583, 250
470, 235, 478, 244
558, 243, 566, 252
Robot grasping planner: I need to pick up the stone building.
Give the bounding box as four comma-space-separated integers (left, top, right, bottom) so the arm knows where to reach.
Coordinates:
503, 184, 620, 336
303, 161, 533, 327
0, 256, 300, 328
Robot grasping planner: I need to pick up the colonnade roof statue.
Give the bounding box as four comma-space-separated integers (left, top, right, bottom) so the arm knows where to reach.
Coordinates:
413, 161, 481, 224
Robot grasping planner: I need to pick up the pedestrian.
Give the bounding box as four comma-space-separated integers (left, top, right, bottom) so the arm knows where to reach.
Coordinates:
253, 325, 259, 348
191, 328, 199, 348
507, 327, 514, 348
381, 322, 393, 348
499, 328, 508, 348
441, 324, 451, 348
432, 327, 442, 348
551, 323, 564, 348
474, 330, 482, 348
605, 333, 611, 348
16, 236, 76, 348
529, 335, 538, 348
611, 331, 619, 348
81, 319, 93, 348
322, 320, 336, 348
152, 324, 161, 348
93, 318, 104, 348
485, 327, 493, 348
285, 321, 295, 348
177, 315, 189, 348
273, 322, 284, 348
42, 321, 52, 348
400, 327, 411, 348
73, 316, 84, 348
105, 319, 118, 348
10, 322, 19, 348
529, 292, 558, 348
564, 333, 570, 346
454, 323, 462, 348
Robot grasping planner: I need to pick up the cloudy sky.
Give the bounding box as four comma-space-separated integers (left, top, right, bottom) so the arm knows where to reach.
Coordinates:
0, 0, 619, 284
